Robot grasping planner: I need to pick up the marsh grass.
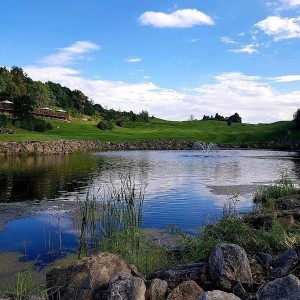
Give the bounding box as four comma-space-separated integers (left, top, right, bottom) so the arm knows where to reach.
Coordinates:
254, 173, 299, 210
75, 174, 173, 276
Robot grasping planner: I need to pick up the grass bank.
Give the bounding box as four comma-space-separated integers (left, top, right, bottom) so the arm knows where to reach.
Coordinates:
1, 117, 299, 144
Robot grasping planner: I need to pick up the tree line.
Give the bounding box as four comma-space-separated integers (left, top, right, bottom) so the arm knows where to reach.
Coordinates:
0, 66, 150, 131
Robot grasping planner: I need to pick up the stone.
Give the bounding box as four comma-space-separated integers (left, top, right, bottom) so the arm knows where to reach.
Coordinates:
256, 252, 273, 268
97, 271, 146, 300
145, 278, 168, 300
208, 243, 253, 290
46, 252, 131, 300
167, 280, 204, 300
257, 274, 300, 300
270, 248, 298, 278
199, 290, 241, 300
150, 262, 212, 290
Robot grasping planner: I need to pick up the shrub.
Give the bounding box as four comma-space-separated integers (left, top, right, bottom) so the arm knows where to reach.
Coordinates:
13, 116, 52, 132
0, 114, 8, 127
96, 120, 114, 130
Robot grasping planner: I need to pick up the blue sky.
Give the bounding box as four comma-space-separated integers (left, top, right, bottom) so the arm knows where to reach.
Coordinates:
1, 0, 300, 123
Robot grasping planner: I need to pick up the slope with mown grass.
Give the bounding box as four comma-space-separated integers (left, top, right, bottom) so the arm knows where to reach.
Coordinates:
0, 117, 299, 144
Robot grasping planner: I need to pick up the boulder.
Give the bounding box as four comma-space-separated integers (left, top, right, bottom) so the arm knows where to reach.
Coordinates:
97, 271, 146, 300
145, 278, 168, 300
150, 262, 212, 290
46, 252, 131, 300
208, 243, 253, 290
199, 290, 241, 300
167, 280, 204, 300
257, 274, 300, 300
270, 248, 298, 278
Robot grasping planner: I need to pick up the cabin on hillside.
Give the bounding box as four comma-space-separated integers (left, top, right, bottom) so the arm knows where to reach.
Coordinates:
0, 101, 68, 120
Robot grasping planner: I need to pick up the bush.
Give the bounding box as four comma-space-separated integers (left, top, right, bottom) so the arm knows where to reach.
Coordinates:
96, 120, 114, 130
0, 114, 8, 127
13, 116, 52, 132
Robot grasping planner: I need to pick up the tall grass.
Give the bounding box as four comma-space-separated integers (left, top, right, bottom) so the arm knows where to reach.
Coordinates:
254, 173, 299, 210
75, 174, 172, 276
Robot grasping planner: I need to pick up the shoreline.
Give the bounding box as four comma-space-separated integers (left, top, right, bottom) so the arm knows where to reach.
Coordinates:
0, 139, 299, 156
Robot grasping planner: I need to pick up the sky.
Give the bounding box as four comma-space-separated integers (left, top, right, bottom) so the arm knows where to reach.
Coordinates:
1, 0, 300, 123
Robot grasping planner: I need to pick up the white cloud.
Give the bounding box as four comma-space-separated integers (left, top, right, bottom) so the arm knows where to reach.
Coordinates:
255, 16, 300, 41
138, 9, 214, 28
190, 38, 198, 42
39, 41, 100, 66
280, 0, 300, 8
220, 36, 238, 44
124, 57, 142, 63
23, 65, 299, 124
271, 75, 300, 82
228, 44, 258, 54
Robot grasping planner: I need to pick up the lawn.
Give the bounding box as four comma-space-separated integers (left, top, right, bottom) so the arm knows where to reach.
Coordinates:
0, 117, 298, 144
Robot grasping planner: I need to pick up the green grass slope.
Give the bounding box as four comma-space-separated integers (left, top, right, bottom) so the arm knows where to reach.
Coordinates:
0, 117, 299, 144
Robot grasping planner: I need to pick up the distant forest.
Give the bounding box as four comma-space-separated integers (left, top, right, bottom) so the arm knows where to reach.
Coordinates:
0, 66, 150, 127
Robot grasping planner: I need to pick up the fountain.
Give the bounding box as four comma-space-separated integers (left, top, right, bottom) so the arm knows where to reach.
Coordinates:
193, 142, 219, 156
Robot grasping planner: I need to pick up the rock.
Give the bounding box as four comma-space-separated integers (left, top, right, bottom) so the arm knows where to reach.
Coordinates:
270, 248, 298, 278
130, 264, 146, 281
167, 280, 204, 300
257, 274, 300, 300
257, 252, 273, 268
150, 262, 212, 290
232, 282, 255, 300
199, 290, 241, 300
208, 243, 253, 290
46, 252, 131, 300
97, 271, 146, 300
145, 278, 168, 300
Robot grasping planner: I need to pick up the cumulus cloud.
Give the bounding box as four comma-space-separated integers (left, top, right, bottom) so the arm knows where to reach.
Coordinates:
23, 65, 300, 124
271, 75, 300, 82
138, 9, 214, 28
228, 44, 258, 54
39, 41, 100, 66
255, 16, 300, 41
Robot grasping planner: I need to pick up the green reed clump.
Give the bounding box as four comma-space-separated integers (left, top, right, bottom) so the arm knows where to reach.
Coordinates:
75, 174, 173, 276
254, 173, 299, 210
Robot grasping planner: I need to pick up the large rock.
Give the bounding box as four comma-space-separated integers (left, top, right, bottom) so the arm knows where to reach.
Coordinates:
150, 262, 212, 290
145, 278, 168, 300
208, 243, 253, 290
257, 274, 300, 300
167, 280, 204, 300
46, 252, 131, 300
199, 290, 241, 300
97, 271, 146, 300
270, 248, 298, 278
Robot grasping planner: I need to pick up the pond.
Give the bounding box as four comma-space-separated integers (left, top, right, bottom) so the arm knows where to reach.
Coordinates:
0, 149, 299, 264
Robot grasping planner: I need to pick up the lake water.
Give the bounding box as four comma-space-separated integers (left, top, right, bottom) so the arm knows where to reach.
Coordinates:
0, 149, 299, 263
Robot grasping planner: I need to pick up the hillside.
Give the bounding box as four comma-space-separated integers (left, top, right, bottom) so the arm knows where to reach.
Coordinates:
0, 117, 299, 146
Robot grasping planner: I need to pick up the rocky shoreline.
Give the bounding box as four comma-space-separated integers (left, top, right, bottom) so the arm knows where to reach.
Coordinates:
0, 139, 299, 155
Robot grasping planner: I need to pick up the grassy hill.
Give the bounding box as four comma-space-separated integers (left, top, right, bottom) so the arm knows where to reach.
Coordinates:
0, 117, 299, 144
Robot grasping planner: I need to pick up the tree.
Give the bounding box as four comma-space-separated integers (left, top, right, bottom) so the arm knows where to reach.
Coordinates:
13, 95, 35, 120
188, 114, 195, 121
293, 109, 300, 129
229, 112, 242, 123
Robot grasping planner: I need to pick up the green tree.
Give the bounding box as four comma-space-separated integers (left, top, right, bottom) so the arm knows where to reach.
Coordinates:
229, 112, 242, 123
293, 109, 300, 129
13, 95, 35, 120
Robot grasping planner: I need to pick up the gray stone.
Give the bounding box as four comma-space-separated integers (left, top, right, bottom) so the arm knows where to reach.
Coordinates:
145, 278, 168, 300
99, 271, 146, 300
167, 280, 204, 300
199, 290, 241, 300
257, 252, 273, 267
270, 248, 298, 278
257, 274, 300, 300
208, 243, 253, 290
150, 262, 212, 290
46, 252, 131, 300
